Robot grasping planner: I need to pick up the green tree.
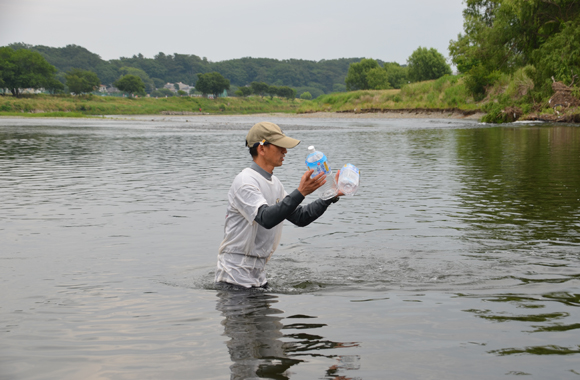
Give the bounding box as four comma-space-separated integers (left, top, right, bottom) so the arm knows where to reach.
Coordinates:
266, 85, 281, 99
277, 86, 296, 99
9, 43, 118, 85
195, 72, 230, 98
0, 47, 58, 97
366, 67, 391, 90
383, 62, 408, 89
119, 66, 154, 93
532, 16, 580, 87
114, 74, 146, 97
345, 58, 381, 91
235, 86, 252, 97
300, 91, 312, 100
152, 78, 165, 90
0, 48, 13, 92
65, 68, 100, 95
296, 86, 324, 99
264, 85, 296, 99
250, 81, 269, 97
45, 77, 65, 94
406, 47, 451, 82
450, 0, 580, 74
449, 0, 580, 96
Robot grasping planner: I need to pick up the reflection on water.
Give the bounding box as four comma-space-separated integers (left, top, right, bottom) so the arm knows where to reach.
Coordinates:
216, 290, 359, 379
459, 291, 580, 358
1, 118, 579, 379
454, 126, 580, 247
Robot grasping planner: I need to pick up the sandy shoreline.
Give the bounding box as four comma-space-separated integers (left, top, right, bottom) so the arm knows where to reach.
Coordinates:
100, 110, 485, 121
0, 110, 485, 122
277, 110, 483, 120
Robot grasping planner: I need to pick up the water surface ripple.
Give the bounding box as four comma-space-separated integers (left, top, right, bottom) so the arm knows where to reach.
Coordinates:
1, 117, 579, 379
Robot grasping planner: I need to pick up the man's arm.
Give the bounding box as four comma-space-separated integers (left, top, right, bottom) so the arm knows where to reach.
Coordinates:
254, 190, 338, 229
285, 195, 338, 227
253, 169, 338, 229
254, 190, 304, 229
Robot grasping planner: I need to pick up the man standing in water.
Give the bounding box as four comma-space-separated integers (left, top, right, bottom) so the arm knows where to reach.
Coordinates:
215, 122, 341, 290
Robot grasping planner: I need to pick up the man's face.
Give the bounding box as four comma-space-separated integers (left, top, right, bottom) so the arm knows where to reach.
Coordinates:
262, 144, 287, 168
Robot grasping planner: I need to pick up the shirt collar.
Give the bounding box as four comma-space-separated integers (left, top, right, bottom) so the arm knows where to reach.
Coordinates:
250, 162, 272, 181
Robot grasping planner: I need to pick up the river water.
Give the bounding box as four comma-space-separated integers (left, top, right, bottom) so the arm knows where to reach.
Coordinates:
1, 116, 579, 379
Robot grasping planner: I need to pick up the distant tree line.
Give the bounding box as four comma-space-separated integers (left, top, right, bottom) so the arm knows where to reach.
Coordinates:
234, 81, 296, 99
2, 42, 454, 100
5, 43, 367, 98
344, 47, 451, 91
0, 45, 149, 98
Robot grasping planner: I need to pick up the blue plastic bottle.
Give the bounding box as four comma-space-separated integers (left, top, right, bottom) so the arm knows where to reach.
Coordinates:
305, 146, 338, 200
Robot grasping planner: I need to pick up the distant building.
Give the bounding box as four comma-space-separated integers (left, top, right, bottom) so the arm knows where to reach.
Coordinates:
163, 83, 176, 92
21, 88, 43, 94
107, 86, 120, 93
163, 82, 194, 93
98, 85, 108, 93
176, 82, 193, 92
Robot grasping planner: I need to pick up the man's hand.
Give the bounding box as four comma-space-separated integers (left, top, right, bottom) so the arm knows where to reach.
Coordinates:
334, 169, 345, 197
297, 169, 326, 196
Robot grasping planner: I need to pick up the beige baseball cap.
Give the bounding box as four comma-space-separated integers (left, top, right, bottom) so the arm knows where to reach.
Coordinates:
245, 122, 300, 149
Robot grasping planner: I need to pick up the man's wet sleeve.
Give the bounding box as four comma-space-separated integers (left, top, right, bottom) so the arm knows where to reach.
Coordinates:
255, 190, 340, 229
285, 196, 337, 227
254, 189, 305, 229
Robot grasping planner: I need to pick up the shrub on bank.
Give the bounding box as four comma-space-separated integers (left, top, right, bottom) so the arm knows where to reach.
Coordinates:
479, 66, 564, 123
299, 75, 479, 113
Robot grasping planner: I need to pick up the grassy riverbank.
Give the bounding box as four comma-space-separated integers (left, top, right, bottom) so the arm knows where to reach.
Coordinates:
0, 79, 481, 119
2, 74, 578, 122
298, 75, 480, 114
0, 94, 303, 117
297, 74, 580, 123
0, 76, 482, 118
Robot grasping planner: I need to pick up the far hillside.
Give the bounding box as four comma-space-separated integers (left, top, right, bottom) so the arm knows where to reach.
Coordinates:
8, 43, 393, 98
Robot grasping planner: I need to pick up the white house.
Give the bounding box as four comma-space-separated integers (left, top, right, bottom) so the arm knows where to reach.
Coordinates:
163, 82, 194, 93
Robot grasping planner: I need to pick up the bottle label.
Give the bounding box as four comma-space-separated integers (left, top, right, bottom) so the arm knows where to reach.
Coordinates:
343, 163, 359, 174
306, 153, 331, 176
309, 161, 330, 176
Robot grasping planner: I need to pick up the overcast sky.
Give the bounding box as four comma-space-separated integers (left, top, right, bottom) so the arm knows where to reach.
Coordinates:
0, 0, 466, 64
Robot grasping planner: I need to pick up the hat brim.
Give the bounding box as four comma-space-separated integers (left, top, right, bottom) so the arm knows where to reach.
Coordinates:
269, 135, 301, 149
